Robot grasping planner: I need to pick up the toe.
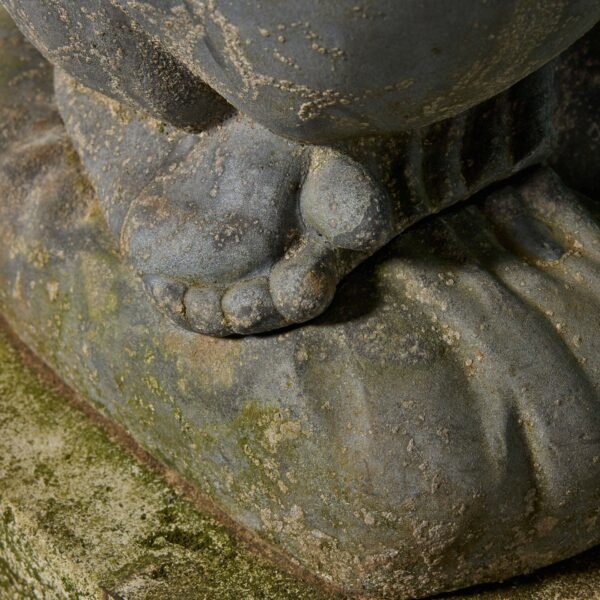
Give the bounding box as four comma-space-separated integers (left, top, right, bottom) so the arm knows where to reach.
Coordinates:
143, 275, 188, 329
184, 286, 232, 337
269, 242, 338, 324
144, 276, 234, 337
222, 277, 288, 335
301, 148, 393, 253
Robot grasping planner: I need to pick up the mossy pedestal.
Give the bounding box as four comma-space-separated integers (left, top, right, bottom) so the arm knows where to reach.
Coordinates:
0, 327, 331, 599
2, 323, 600, 598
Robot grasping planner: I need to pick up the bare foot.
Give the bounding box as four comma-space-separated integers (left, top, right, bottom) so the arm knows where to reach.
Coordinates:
56, 72, 393, 335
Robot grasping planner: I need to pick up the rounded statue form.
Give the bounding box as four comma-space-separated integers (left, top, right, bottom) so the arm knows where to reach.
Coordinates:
1, 1, 600, 598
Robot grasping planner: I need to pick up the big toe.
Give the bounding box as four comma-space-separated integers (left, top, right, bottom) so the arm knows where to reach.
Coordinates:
300, 148, 393, 253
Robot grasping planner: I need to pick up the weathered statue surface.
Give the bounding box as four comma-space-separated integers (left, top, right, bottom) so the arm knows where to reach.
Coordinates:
1, 2, 600, 599
3, 0, 599, 335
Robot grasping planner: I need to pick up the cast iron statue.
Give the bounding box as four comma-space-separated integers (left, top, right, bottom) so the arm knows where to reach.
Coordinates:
3, 0, 599, 336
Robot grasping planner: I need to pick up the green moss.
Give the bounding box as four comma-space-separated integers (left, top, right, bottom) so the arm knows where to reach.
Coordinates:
0, 51, 26, 91
0, 328, 332, 599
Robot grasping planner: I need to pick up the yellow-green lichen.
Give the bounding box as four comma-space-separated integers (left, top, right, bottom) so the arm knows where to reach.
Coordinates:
0, 328, 332, 600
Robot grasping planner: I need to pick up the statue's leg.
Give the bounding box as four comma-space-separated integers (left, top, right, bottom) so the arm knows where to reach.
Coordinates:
115, 0, 600, 143
55, 67, 551, 336
1, 0, 233, 130
7, 0, 598, 143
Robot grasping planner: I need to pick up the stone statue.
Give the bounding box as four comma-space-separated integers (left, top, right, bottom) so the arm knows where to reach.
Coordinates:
2, 3, 600, 600
3, 0, 599, 335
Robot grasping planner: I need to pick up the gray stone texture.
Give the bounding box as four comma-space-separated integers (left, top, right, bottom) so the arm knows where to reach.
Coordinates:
1, 10, 600, 599
4, 0, 600, 143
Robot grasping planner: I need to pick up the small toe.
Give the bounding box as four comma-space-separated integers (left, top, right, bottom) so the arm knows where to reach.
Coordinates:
269, 243, 338, 324
222, 277, 288, 335
184, 286, 231, 336
301, 148, 393, 253
144, 275, 188, 329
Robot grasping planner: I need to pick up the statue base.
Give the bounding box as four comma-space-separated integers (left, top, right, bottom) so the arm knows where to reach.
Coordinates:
3, 317, 600, 600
